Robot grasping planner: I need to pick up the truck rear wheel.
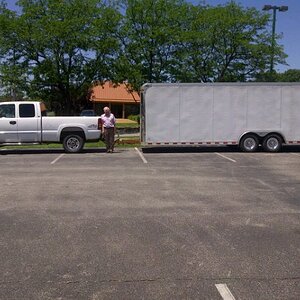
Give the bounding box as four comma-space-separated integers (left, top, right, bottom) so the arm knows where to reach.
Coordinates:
240, 134, 259, 152
262, 134, 282, 152
63, 134, 84, 153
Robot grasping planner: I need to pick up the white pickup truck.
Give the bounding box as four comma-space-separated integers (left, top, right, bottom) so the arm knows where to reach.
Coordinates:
0, 101, 101, 152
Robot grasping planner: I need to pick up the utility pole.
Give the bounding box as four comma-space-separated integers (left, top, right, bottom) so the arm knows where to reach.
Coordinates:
262, 5, 288, 73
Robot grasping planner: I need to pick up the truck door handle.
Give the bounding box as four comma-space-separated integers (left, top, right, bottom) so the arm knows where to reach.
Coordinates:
9, 121, 17, 125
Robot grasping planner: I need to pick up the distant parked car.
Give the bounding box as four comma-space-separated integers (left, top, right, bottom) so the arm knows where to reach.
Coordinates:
80, 109, 97, 116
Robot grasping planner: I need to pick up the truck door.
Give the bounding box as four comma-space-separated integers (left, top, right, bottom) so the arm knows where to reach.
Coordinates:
17, 103, 40, 142
0, 103, 18, 143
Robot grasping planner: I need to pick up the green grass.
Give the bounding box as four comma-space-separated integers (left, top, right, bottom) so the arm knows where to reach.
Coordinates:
87, 138, 141, 148
116, 123, 139, 129
1, 139, 141, 150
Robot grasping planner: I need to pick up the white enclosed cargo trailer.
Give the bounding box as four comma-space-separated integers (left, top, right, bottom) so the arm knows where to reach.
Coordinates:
141, 83, 300, 152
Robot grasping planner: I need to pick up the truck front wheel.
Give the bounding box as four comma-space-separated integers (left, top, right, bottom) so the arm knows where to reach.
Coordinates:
262, 134, 282, 152
63, 135, 84, 153
240, 134, 259, 152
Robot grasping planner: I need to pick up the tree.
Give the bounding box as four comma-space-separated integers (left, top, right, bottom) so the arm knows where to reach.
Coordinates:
0, 0, 289, 106
0, 0, 121, 114
277, 69, 300, 82
0, 1, 27, 100
115, 1, 287, 87
171, 2, 287, 82
116, 0, 191, 90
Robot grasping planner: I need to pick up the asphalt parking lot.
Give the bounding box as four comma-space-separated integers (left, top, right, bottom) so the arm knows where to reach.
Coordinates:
0, 146, 299, 300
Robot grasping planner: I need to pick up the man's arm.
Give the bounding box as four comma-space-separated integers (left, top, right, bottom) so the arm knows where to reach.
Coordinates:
113, 115, 116, 134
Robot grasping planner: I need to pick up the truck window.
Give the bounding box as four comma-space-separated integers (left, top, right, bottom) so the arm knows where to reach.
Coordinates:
19, 104, 35, 118
0, 104, 15, 118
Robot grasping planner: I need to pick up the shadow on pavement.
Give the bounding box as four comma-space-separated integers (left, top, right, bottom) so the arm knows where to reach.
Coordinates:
0, 148, 106, 155
142, 145, 300, 154
1, 145, 300, 155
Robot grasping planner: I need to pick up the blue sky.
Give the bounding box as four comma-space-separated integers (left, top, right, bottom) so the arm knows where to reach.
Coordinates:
4, 0, 299, 72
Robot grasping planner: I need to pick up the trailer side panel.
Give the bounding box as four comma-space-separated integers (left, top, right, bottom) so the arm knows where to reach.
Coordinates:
145, 86, 180, 143
179, 86, 213, 142
282, 86, 300, 142
142, 83, 300, 147
213, 86, 247, 142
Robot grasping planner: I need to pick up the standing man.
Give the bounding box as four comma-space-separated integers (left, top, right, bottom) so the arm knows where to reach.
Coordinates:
100, 107, 116, 153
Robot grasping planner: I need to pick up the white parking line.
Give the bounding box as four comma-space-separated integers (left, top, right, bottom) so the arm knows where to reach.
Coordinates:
50, 154, 65, 165
256, 179, 275, 190
134, 147, 148, 164
215, 152, 236, 163
215, 284, 236, 300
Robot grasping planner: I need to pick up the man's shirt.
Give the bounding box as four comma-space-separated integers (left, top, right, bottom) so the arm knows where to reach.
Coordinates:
100, 113, 116, 128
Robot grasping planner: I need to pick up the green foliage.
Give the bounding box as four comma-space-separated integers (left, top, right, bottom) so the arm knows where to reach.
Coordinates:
0, 0, 290, 110
116, 122, 139, 128
116, 1, 287, 86
256, 69, 300, 82
255, 72, 278, 82
116, 0, 191, 90
172, 2, 287, 82
127, 114, 140, 124
277, 69, 300, 82
0, 2, 27, 100
1, 0, 121, 113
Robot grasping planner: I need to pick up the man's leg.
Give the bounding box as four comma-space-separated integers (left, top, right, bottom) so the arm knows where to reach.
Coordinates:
109, 128, 115, 152
104, 129, 110, 152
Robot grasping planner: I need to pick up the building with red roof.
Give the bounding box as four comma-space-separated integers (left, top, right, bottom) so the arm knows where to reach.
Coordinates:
90, 81, 140, 118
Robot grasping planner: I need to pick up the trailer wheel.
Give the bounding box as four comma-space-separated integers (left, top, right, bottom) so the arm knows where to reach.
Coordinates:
240, 134, 259, 152
63, 134, 84, 153
262, 134, 282, 152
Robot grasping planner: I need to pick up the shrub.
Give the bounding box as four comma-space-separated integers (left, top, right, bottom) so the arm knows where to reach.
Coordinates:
127, 114, 140, 124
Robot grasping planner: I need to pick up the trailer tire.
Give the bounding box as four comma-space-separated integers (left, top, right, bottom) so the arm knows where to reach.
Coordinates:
63, 134, 84, 153
240, 134, 259, 152
262, 134, 282, 152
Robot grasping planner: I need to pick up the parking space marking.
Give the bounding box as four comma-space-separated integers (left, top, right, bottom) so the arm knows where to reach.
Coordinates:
215, 284, 236, 300
256, 179, 275, 190
215, 152, 236, 163
134, 147, 148, 164
50, 154, 65, 165
291, 153, 300, 157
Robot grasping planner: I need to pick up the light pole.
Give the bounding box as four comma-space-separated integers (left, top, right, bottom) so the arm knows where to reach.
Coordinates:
262, 5, 288, 73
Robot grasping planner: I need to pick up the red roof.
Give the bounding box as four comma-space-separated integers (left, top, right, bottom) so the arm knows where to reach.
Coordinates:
90, 81, 140, 104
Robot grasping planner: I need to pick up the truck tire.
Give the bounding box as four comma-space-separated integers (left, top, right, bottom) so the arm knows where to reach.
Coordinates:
240, 134, 259, 152
63, 134, 84, 153
262, 134, 282, 152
